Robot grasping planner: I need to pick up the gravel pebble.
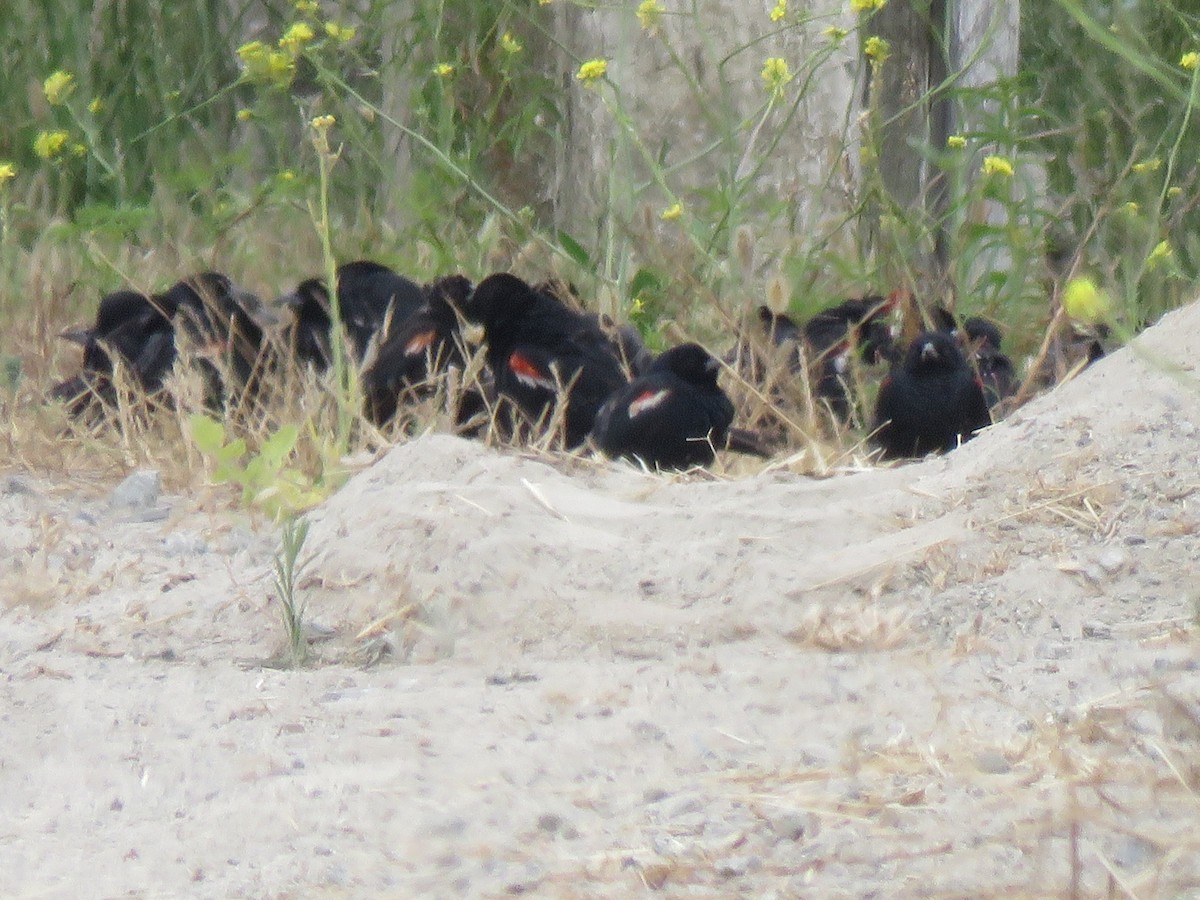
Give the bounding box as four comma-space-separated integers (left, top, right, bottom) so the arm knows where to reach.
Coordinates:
715, 855, 758, 878
975, 750, 1012, 775
163, 531, 207, 555
109, 470, 161, 509
1097, 547, 1128, 574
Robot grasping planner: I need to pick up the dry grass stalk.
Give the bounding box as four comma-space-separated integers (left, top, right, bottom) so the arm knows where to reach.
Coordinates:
784, 603, 912, 651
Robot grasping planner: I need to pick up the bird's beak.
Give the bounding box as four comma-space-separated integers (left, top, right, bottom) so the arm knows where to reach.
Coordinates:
59, 327, 93, 346
920, 341, 939, 362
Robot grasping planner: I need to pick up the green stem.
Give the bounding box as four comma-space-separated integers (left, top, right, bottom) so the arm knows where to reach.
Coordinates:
313, 141, 354, 453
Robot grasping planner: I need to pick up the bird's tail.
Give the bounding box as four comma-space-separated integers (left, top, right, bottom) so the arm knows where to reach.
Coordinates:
724, 427, 772, 458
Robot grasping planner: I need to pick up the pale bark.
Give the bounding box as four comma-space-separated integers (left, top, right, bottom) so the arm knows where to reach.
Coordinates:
541, 0, 859, 246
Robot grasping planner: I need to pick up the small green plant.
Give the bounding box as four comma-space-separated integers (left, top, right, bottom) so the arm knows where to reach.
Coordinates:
188, 413, 327, 520
189, 413, 329, 667
271, 516, 312, 668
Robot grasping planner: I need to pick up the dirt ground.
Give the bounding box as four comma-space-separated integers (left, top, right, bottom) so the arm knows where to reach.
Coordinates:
3, 302, 1200, 897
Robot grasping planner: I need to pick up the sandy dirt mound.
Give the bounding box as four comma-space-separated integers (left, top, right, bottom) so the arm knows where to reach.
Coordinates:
3, 303, 1200, 896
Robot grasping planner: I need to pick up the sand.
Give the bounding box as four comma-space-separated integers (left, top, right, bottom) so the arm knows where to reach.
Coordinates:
3, 302, 1200, 897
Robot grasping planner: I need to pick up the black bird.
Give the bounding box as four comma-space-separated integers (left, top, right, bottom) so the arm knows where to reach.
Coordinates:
961, 316, 1016, 410
281, 260, 426, 370
803, 295, 897, 420
726, 306, 805, 386
167, 272, 267, 413
805, 296, 897, 361
932, 310, 1017, 412
362, 274, 474, 426
51, 288, 177, 418
872, 331, 992, 459
467, 272, 628, 448
591, 342, 766, 470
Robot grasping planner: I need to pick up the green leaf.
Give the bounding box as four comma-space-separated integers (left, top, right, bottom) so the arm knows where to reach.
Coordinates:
189, 413, 226, 456
242, 455, 267, 488
556, 230, 592, 271
213, 460, 244, 484
258, 425, 299, 469
217, 438, 247, 465
628, 267, 663, 300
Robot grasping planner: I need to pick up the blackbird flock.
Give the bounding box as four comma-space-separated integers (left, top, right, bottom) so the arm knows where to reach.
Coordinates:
50, 258, 1055, 471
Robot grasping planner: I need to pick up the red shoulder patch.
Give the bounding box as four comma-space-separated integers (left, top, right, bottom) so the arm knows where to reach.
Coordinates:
404, 329, 438, 356
509, 351, 556, 391
628, 388, 670, 419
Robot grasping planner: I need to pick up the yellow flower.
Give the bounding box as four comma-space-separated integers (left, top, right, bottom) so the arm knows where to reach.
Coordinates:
43, 70, 76, 106
88, 97, 104, 115
630, 296, 646, 315
33, 130, 69, 160
1168, 186, 1183, 199
982, 155, 1013, 177
238, 40, 267, 63
279, 21, 316, 56
770, 0, 787, 22
293, 0, 319, 12
265, 52, 296, 86
500, 32, 523, 54
279, 169, 297, 181
1131, 158, 1161, 174
1122, 201, 1140, 214
311, 114, 336, 130
823, 26, 848, 41
0, 162, 16, 183
1181, 51, 1199, 71
761, 57, 793, 95
864, 36, 890, 64
325, 22, 355, 42
946, 135, 967, 149
237, 108, 254, 121
660, 203, 683, 221
576, 58, 608, 83
850, 0, 887, 10
239, 42, 295, 88
1063, 277, 1111, 324
637, 0, 665, 32
433, 62, 455, 78
1147, 240, 1173, 268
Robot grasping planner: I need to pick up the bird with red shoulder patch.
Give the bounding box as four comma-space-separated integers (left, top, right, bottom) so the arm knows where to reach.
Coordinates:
872, 330, 992, 460
467, 272, 628, 448
362, 274, 475, 426
591, 342, 766, 470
